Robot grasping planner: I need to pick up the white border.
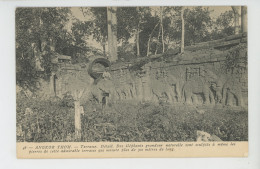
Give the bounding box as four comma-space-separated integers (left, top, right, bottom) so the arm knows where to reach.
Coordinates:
0, 0, 260, 169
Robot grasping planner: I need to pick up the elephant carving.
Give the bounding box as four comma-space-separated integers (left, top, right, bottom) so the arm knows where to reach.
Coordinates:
150, 77, 176, 103
150, 70, 181, 103
182, 78, 214, 105
221, 78, 245, 107
210, 77, 245, 107
164, 74, 182, 102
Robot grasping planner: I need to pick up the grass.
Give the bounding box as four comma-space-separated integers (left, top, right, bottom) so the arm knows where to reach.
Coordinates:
17, 93, 248, 142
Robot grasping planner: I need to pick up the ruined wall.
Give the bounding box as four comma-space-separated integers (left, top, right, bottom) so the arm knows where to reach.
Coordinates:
108, 48, 248, 108
44, 47, 247, 109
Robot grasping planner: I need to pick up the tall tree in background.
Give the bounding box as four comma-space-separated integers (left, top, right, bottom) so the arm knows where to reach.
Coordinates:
15, 6, 244, 92
79, 7, 108, 56
184, 7, 212, 46
231, 6, 241, 34
117, 7, 142, 56
155, 6, 165, 54
162, 7, 181, 50
181, 7, 185, 53
107, 7, 118, 62
136, 7, 141, 56
71, 20, 92, 53
146, 22, 159, 56
241, 6, 247, 33
139, 10, 159, 56
160, 7, 165, 53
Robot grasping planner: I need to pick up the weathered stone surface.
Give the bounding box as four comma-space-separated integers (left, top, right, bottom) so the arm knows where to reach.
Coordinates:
39, 42, 247, 111
196, 130, 222, 142
196, 130, 211, 142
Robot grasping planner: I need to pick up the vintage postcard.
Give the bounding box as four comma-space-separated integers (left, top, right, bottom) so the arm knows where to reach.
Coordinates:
16, 6, 248, 158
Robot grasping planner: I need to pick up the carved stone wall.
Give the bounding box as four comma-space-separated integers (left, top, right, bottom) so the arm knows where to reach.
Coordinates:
107, 52, 248, 108
44, 49, 247, 109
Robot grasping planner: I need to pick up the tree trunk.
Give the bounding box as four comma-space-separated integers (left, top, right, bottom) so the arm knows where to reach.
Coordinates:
102, 44, 106, 57
146, 23, 159, 56
136, 7, 140, 57
160, 7, 165, 53
107, 7, 118, 62
102, 38, 106, 57
155, 24, 161, 55
181, 7, 185, 53
232, 6, 241, 34
241, 6, 247, 33
136, 22, 140, 57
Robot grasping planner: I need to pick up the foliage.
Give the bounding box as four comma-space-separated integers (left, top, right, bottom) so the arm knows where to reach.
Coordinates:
137, 11, 159, 56
17, 95, 248, 142
16, 7, 237, 88
184, 7, 213, 46
16, 92, 75, 142
224, 43, 247, 74
71, 20, 92, 48
211, 10, 235, 40
16, 7, 246, 143
16, 8, 73, 89
85, 7, 108, 44
117, 7, 139, 43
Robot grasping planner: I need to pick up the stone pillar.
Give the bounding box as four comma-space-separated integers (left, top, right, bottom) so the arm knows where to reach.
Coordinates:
72, 89, 85, 141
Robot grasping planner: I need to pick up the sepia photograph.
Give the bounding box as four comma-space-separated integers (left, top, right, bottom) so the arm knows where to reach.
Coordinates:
16, 6, 248, 146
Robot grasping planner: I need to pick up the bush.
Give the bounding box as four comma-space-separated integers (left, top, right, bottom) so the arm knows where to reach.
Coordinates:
17, 93, 75, 142
17, 94, 248, 142
80, 102, 248, 142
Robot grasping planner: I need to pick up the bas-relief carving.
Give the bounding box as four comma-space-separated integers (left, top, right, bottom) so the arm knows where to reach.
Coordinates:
182, 77, 215, 105
222, 77, 245, 107
48, 60, 247, 109
150, 69, 182, 104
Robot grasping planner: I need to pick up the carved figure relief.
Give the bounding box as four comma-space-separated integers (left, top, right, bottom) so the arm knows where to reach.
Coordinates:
222, 78, 244, 107
182, 77, 214, 105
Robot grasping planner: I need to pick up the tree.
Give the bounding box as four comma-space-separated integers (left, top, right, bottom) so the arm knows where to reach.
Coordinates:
80, 7, 140, 59
16, 7, 72, 89
241, 6, 247, 33
139, 10, 159, 56
146, 22, 159, 56
160, 7, 213, 50
184, 7, 212, 46
107, 7, 118, 62
154, 7, 165, 55
231, 6, 241, 34
211, 10, 235, 39
161, 7, 182, 50
117, 7, 150, 57
79, 7, 108, 56
160, 7, 165, 53
181, 7, 185, 53
135, 7, 141, 57
117, 7, 156, 57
